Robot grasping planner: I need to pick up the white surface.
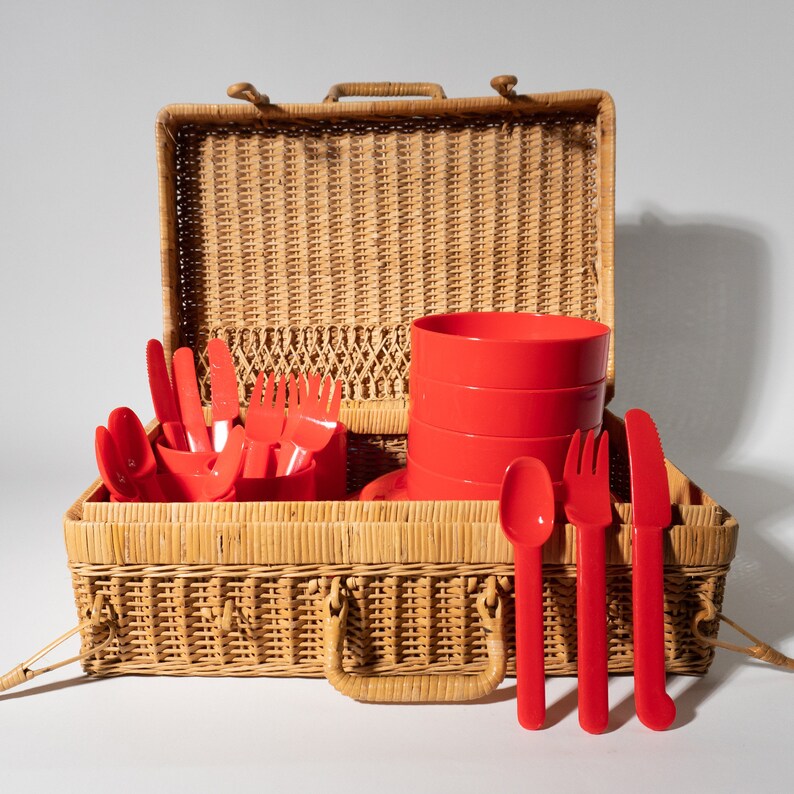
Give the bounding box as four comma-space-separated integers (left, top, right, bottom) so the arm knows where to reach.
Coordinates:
1, 1, 793, 791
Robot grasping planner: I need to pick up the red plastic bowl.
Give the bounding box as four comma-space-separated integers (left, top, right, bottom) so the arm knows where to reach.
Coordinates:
409, 372, 606, 438
411, 312, 610, 389
407, 415, 599, 483
406, 455, 502, 500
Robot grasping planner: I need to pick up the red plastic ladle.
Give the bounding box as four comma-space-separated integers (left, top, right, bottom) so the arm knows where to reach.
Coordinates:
499, 457, 556, 730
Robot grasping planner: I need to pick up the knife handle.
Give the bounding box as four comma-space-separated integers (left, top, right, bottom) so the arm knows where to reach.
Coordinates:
212, 420, 234, 452
632, 524, 676, 731
514, 545, 546, 730
161, 421, 188, 452
576, 522, 609, 734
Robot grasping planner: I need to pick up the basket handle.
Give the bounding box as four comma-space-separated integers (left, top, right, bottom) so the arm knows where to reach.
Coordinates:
692, 600, 794, 670
322, 576, 507, 702
0, 596, 116, 695
226, 82, 270, 108
323, 82, 447, 103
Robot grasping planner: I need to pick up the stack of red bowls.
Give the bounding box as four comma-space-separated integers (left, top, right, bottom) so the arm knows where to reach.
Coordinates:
407, 312, 611, 499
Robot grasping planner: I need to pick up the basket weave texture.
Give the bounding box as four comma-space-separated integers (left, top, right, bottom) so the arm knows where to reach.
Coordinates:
61, 79, 738, 701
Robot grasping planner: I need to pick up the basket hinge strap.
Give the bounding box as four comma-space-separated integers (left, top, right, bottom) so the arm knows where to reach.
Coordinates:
0, 595, 117, 695
322, 575, 507, 703
692, 599, 794, 670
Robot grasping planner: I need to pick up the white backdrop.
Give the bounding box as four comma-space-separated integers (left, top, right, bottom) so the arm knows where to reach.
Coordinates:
1, 2, 792, 791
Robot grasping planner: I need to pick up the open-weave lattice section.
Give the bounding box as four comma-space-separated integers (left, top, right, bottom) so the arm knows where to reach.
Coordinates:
73, 563, 727, 678
192, 323, 410, 403
171, 113, 601, 340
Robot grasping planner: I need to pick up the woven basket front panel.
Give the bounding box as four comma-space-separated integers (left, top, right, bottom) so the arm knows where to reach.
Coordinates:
164, 110, 604, 406
71, 562, 727, 679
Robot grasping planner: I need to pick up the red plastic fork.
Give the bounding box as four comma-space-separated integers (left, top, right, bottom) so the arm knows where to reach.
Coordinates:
276, 375, 342, 477
243, 372, 287, 477
562, 428, 612, 734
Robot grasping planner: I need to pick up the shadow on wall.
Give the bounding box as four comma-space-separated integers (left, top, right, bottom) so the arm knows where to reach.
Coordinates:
613, 209, 769, 462
613, 209, 794, 661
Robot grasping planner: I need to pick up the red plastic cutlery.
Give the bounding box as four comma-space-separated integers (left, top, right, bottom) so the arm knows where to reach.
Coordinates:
172, 347, 212, 453
207, 338, 240, 452
146, 339, 188, 451
499, 456, 556, 730
203, 424, 246, 501
243, 372, 286, 478
562, 428, 611, 734
107, 407, 165, 502
277, 375, 342, 477
95, 426, 140, 502
625, 408, 676, 731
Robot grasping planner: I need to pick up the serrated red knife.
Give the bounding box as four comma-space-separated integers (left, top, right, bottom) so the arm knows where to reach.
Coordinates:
625, 408, 676, 731
207, 338, 240, 452
146, 339, 188, 451
172, 347, 212, 453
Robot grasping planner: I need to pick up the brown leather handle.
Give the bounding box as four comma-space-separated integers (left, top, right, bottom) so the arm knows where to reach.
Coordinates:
322, 576, 506, 702
323, 81, 447, 103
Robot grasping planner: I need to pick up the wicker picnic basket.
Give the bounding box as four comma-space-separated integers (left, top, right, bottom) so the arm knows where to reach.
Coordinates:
3, 76, 788, 700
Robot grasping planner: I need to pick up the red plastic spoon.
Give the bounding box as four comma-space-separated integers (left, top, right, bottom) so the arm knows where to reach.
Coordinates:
95, 426, 140, 502
203, 424, 246, 501
499, 457, 556, 730
108, 407, 165, 502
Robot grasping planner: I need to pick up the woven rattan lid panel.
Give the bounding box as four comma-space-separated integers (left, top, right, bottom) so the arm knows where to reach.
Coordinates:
157, 90, 614, 420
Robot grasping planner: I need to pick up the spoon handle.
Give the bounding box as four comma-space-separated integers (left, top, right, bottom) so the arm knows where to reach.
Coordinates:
576, 521, 609, 734
515, 544, 546, 730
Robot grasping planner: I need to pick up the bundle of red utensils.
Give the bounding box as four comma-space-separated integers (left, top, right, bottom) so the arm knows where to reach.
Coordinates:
94, 338, 343, 503
499, 410, 676, 734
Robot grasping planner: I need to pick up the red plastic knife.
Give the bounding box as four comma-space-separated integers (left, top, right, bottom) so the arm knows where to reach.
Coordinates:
625, 408, 676, 731
146, 339, 188, 451
207, 338, 240, 452
172, 347, 213, 453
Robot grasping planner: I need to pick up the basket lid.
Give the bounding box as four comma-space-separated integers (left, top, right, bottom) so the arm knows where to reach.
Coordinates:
156, 76, 615, 433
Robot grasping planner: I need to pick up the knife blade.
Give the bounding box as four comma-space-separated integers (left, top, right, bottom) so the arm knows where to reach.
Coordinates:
207, 338, 240, 452
172, 347, 213, 453
146, 339, 188, 451
625, 408, 676, 731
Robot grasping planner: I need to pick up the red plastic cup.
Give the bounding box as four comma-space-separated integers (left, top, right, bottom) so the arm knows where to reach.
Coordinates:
311, 422, 348, 500
407, 415, 600, 483
406, 455, 501, 500
155, 472, 237, 502
233, 459, 317, 502
409, 372, 606, 438
155, 434, 218, 475
411, 312, 610, 389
